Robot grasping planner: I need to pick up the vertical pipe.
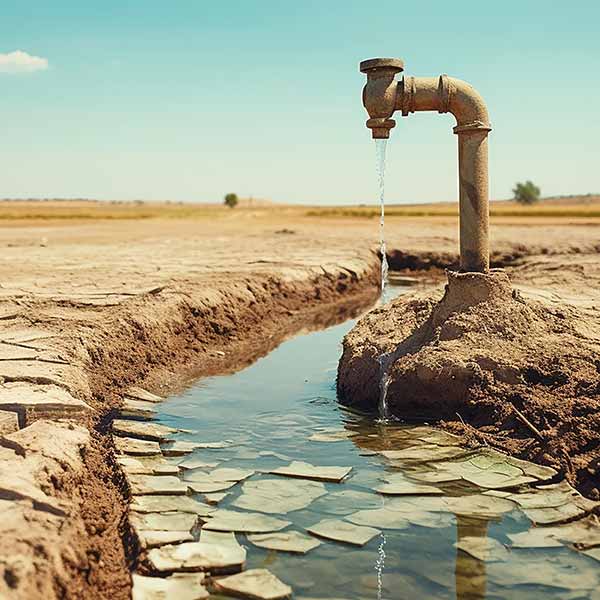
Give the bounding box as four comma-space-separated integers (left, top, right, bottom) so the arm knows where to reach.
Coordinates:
457, 130, 490, 272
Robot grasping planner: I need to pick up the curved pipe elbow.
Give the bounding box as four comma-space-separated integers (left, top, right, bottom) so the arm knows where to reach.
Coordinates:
397, 75, 491, 133
449, 78, 490, 131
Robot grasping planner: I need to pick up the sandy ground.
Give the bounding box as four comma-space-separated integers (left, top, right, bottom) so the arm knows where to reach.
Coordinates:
0, 208, 598, 598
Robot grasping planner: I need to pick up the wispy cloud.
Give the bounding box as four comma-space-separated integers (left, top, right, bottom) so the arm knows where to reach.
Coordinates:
0, 50, 48, 74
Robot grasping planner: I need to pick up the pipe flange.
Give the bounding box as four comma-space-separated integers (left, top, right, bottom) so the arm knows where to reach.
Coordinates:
453, 121, 492, 135
360, 58, 404, 74
438, 74, 454, 114
401, 76, 416, 116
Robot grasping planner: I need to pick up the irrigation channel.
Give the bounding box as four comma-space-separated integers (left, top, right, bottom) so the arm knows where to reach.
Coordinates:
119, 285, 600, 599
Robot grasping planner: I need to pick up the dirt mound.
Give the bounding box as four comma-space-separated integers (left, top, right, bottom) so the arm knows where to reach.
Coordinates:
337, 270, 600, 498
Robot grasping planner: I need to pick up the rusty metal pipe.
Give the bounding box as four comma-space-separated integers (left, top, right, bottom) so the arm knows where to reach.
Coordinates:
360, 59, 492, 273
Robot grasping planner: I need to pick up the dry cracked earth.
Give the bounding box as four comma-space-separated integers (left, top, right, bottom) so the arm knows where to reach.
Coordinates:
0, 210, 598, 599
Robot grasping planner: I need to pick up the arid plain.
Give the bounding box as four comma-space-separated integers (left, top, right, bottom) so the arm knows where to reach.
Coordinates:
0, 197, 598, 599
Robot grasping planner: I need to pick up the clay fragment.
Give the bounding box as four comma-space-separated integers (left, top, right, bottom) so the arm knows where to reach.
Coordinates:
126, 387, 163, 403
127, 475, 188, 495
508, 481, 600, 525
454, 536, 509, 561
185, 467, 254, 493
346, 508, 410, 530
178, 457, 220, 470
444, 494, 517, 519
136, 530, 194, 549
308, 429, 354, 443
269, 461, 351, 483
307, 519, 379, 546
132, 573, 208, 600
161, 441, 201, 456
508, 517, 600, 549
232, 478, 326, 514
202, 509, 291, 533
381, 445, 467, 463
200, 530, 240, 546
248, 531, 321, 554
119, 398, 157, 419
203, 492, 229, 505
130, 511, 197, 532
114, 436, 161, 456
211, 568, 292, 600
112, 419, 177, 442
431, 449, 550, 490
374, 476, 443, 496
130, 495, 215, 516
583, 548, 600, 563
147, 540, 246, 574
0, 382, 91, 426
491, 554, 599, 590
118, 456, 178, 476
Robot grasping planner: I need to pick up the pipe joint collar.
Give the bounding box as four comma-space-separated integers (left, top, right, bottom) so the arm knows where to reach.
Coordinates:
438, 74, 454, 114
453, 121, 492, 135
400, 76, 416, 116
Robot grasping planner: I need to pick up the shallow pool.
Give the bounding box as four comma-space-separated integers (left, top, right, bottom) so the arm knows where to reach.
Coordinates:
155, 289, 599, 600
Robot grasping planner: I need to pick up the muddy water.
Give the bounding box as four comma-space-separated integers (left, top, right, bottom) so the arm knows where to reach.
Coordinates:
155, 290, 599, 599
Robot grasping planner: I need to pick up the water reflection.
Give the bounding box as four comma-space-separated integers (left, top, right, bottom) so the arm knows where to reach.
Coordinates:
455, 517, 489, 600
346, 420, 494, 600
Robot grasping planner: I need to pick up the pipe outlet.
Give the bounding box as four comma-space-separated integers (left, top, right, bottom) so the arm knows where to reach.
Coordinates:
360, 58, 404, 139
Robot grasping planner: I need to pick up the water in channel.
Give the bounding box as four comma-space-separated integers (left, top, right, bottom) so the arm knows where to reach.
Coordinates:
155, 287, 599, 599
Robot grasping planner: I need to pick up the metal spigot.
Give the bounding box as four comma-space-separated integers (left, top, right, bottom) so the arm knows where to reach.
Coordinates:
359, 58, 404, 139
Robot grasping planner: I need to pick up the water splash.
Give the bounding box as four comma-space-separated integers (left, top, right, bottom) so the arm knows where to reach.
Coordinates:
375, 139, 389, 295
375, 531, 387, 600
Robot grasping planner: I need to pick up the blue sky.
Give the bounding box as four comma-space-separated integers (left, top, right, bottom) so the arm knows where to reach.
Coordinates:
1, 0, 599, 204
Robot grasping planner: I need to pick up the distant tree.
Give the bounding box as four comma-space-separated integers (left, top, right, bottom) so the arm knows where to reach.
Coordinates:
513, 181, 541, 205
224, 193, 238, 209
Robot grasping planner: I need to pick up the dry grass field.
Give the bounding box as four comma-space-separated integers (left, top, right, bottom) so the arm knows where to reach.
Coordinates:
0, 195, 597, 226
307, 194, 600, 220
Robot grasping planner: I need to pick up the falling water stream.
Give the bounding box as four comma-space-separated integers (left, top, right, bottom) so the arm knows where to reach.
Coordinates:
377, 352, 393, 423
375, 139, 393, 423
375, 139, 389, 295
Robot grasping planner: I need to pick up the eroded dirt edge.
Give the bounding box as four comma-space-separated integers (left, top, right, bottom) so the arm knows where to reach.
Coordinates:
0, 256, 380, 599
